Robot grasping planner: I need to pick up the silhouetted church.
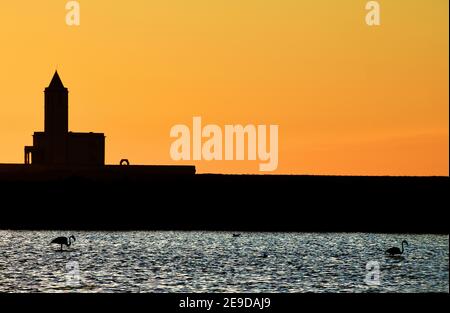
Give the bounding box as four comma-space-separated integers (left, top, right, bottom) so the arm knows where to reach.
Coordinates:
24, 72, 105, 166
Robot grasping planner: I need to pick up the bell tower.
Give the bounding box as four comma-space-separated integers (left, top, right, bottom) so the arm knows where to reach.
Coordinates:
45, 71, 68, 135
44, 71, 68, 164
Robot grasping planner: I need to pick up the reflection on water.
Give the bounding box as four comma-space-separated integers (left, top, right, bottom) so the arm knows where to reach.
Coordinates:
0, 231, 448, 293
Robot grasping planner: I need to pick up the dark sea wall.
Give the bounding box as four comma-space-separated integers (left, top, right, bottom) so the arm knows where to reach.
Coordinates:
0, 173, 448, 233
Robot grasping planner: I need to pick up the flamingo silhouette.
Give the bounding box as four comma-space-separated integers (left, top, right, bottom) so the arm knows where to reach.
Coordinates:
51, 235, 76, 251
385, 240, 408, 255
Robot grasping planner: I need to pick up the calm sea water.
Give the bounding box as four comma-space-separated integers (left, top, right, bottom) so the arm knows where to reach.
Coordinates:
0, 231, 448, 293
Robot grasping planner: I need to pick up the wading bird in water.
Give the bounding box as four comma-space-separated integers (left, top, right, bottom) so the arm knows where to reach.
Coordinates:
385, 240, 409, 255
51, 235, 76, 251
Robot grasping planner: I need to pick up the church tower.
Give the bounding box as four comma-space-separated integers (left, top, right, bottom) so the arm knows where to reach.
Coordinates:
44, 71, 69, 164
25, 71, 105, 166
45, 71, 68, 135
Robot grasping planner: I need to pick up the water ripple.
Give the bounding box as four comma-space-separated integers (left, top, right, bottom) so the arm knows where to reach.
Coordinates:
0, 231, 448, 293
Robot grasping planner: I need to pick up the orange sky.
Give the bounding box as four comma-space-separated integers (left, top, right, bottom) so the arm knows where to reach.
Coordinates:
0, 0, 448, 175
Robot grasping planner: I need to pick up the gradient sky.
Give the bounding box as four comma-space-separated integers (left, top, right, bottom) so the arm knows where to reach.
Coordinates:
0, 0, 448, 175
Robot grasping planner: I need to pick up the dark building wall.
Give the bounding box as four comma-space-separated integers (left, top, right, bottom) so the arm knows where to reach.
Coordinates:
67, 133, 105, 166
32, 132, 105, 166
31, 132, 46, 164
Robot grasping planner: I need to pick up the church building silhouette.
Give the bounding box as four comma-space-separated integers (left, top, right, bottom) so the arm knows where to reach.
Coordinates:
24, 72, 105, 166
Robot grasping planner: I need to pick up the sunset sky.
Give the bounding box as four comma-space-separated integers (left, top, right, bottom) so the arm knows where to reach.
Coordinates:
0, 0, 448, 175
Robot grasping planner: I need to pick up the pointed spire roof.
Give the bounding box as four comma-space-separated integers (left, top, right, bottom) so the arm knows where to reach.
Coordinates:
47, 71, 66, 89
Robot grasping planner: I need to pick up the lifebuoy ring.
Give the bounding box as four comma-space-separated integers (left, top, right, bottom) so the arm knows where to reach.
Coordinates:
120, 159, 130, 166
